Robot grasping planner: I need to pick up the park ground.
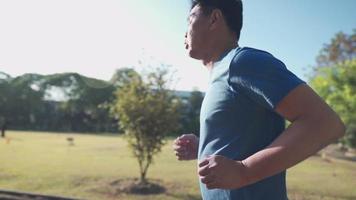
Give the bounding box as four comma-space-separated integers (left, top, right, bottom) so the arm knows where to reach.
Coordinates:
0, 131, 355, 200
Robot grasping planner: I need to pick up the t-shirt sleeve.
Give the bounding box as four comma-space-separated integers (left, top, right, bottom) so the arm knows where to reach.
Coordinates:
228, 49, 305, 110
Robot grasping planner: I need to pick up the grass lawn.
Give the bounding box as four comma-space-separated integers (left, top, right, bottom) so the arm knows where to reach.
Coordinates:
0, 131, 355, 200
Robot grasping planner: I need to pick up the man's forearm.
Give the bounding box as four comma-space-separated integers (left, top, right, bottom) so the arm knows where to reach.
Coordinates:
241, 113, 344, 186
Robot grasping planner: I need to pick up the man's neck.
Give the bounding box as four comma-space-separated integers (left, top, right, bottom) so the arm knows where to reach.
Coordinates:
203, 42, 238, 71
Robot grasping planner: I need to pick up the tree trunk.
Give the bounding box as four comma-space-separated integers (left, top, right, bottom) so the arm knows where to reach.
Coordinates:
138, 157, 147, 183
140, 158, 152, 184
140, 170, 147, 183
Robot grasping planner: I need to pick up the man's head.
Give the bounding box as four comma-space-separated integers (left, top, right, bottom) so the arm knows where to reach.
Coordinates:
185, 0, 243, 63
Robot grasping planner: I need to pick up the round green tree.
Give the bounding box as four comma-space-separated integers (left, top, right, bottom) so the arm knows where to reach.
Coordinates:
113, 68, 180, 183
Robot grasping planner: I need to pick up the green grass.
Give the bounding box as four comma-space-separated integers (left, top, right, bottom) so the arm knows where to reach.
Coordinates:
0, 131, 355, 200
287, 156, 356, 200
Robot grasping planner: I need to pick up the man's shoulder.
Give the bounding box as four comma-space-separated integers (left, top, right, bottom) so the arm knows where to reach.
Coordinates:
230, 47, 285, 73
233, 47, 274, 63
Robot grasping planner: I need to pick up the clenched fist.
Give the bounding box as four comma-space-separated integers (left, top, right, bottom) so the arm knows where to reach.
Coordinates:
198, 155, 249, 190
173, 134, 199, 160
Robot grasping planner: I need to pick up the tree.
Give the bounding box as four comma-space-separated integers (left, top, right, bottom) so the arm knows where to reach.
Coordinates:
3, 73, 46, 130
178, 89, 204, 136
310, 30, 356, 148
112, 68, 180, 183
0, 71, 117, 133
110, 68, 140, 89
310, 60, 356, 148
316, 30, 356, 67
186, 90, 204, 134
42, 73, 116, 132
0, 73, 11, 131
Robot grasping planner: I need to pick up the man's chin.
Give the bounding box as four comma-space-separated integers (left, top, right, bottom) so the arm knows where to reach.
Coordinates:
187, 49, 200, 60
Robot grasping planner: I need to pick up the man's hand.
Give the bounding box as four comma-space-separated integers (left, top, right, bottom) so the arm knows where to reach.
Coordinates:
198, 155, 249, 190
173, 134, 199, 160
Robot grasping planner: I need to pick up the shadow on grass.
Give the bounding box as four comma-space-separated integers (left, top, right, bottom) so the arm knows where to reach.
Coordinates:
84, 177, 202, 199
109, 178, 166, 195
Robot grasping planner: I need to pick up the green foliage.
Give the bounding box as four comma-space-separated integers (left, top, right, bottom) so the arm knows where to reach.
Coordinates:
0, 73, 45, 129
43, 73, 116, 132
0, 69, 202, 136
112, 68, 181, 182
110, 68, 140, 89
311, 30, 356, 148
178, 89, 204, 136
310, 60, 356, 147
0, 72, 116, 133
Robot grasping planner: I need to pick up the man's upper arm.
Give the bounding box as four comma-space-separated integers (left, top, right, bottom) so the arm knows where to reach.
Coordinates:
275, 83, 340, 125
228, 49, 306, 111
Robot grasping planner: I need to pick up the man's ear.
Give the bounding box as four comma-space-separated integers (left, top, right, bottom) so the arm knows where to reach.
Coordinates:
209, 9, 223, 30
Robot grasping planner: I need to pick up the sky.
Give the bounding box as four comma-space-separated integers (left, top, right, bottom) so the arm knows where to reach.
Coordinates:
0, 0, 355, 91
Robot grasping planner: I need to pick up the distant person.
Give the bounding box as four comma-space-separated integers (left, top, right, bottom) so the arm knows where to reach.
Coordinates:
173, 0, 345, 199
1, 120, 6, 138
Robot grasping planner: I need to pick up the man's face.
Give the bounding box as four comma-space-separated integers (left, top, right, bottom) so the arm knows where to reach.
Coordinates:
185, 5, 211, 59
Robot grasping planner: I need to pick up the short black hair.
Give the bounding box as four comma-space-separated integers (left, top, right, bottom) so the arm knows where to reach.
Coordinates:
191, 0, 243, 42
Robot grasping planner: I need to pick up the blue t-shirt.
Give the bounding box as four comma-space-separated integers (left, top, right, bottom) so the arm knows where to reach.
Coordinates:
198, 47, 305, 200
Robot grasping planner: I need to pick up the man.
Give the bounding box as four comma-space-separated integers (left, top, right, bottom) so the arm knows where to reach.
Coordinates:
173, 0, 345, 199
